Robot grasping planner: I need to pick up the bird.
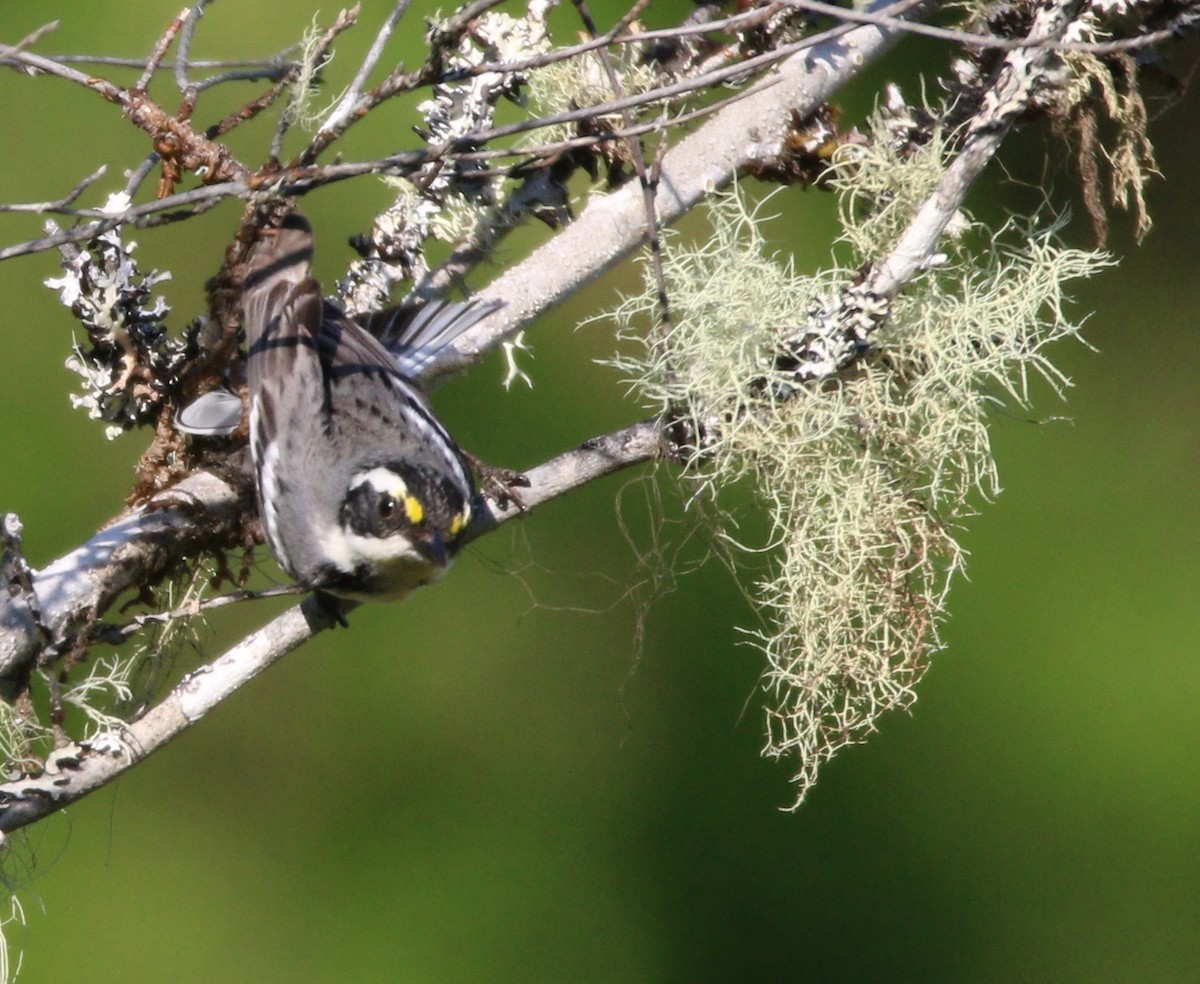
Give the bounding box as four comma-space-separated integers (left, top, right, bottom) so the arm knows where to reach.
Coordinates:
240, 209, 500, 601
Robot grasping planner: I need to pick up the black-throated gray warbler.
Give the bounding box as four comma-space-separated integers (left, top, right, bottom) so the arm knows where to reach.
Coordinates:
241, 210, 498, 600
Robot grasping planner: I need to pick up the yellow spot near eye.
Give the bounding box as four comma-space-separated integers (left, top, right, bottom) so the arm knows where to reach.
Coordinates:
403, 496, 425, 525
451, 504, 470, 535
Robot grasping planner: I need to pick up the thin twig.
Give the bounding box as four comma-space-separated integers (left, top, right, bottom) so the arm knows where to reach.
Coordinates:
297, 0, 507, 165
0, 418, 663, 835
174, 0, 211, 93
0, 41, 122, 93
10, 52, 296, 70
97, 584, 309, 645
192, 60, 298, 92
206, 73, 299, 141
319, 0, 411, 135
136, 7, 192, 91
122, 153, 162, 201
2, 20, 60, 61
780, 0, 1191, 54
0, 167, 107, 214
0, 180, 248, 261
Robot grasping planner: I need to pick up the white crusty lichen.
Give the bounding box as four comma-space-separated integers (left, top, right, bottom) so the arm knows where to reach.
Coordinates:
341, 3, 557, 315
609, 126, 1111, 804
45, 225, 178, 439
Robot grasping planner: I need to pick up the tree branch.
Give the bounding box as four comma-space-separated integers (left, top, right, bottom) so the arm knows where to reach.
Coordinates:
432, 11, 909, 378
0, 0, 1182, 833
0, 6, 907, 657
0, 418, 663, 835
870, 0, 1088, 297
29, 471, 250, 655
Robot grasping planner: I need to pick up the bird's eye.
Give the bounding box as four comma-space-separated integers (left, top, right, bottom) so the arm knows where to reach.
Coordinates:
379, 495, 397, 519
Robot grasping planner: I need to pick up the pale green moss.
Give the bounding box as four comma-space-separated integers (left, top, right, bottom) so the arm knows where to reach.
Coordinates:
609, 129, 1112, 804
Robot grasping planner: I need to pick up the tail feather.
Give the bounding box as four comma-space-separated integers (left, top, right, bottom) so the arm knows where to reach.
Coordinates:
242, 212, 316, 347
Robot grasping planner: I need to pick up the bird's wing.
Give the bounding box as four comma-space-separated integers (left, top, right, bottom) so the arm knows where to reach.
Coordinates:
356, 298, 504, 377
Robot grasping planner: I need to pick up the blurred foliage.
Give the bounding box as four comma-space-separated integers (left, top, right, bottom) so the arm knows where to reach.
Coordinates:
0, 3, 1197, 982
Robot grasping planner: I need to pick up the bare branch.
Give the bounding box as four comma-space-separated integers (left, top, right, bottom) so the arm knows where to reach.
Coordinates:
205, 71, 300, 140
136, 6, 193, 92
0, 166, 107, 214
469, 419, 664, 536
432, 13, 906, 376
319, 0, 412, 135
174, 0, 210, 93
0, 418, 663, 834
1, 20, 60, 61
190, 58, 299, 92
0, 41, 124, 96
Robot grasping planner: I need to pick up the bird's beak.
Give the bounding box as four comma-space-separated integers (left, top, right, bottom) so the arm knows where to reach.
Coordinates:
416, 530, 449, 566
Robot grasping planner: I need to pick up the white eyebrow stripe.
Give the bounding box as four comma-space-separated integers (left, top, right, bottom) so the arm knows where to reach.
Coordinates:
382, 375, 472, 490
350, 467, 409, 498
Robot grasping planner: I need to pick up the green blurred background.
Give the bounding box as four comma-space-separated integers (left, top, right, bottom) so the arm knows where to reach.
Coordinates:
1, 3, 1198, 981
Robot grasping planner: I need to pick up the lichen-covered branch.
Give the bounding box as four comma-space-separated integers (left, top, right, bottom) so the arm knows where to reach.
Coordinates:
432, 13, 908, 378
0, 418, 662, 835
0, 4, 906, 664
0, 0, 1189, 826
870, 0, 1087, 297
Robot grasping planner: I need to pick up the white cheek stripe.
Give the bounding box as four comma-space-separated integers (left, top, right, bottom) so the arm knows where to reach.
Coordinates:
315, 523, 426, 574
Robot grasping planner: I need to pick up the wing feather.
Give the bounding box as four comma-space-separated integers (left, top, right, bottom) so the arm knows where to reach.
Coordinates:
356, 298, 503, 377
